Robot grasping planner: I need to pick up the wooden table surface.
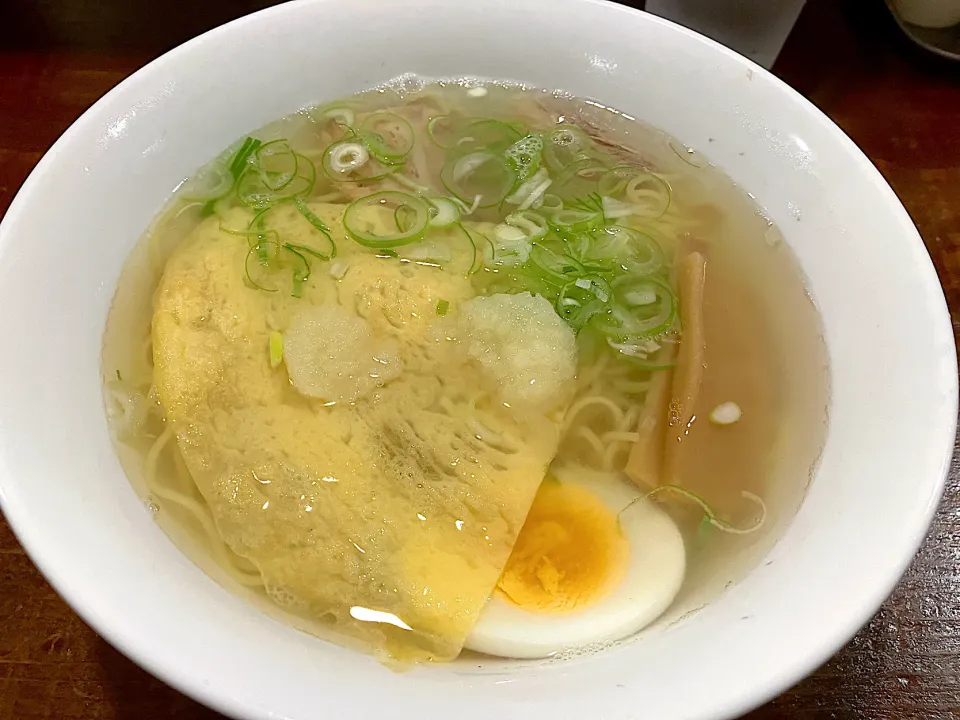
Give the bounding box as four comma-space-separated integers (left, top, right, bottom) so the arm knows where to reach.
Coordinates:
1, 0, 959, 717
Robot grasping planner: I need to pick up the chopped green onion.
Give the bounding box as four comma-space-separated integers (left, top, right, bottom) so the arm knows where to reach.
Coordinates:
567, 191, 605, 215
555, 282, 607, 330
284, 245, 310, 298
574, 274, 611, 302
394, 202, 419, 233
619, 486, 766, 535
237, 152, 316, 208
322, 140, 370, 179
436, 299, 450, 315
487, 223, 533, 267
228, 137, 262, 179
269, 331, 284, 369
594, 226, 663, 275
597, 165, 638, 197
180, 165, 234, 202
455, 118, 523, 152
242, 235, 312, 298
456, 222, 480, 275
505, 167, 551, 208
293, 197, 336, 258
285, 242, 328, 261
256, 139, 299, 191
427, 197, 461, 228
551, 158, 608, 201
539, 193, 563, 214
600, 195, 638, 219
218, 221, 279, 248
529, 243, 575, 282
594, 276, 676, 340
608, 336, 660, 359
360, 112, 415, 163
245, 241, 280, 292
318, 105, 355, 128
196, 136, 262, 214
441, 151, 515, 208
550, 207, 602, 234
504, 210, 548, 240
343, 191, 430, 248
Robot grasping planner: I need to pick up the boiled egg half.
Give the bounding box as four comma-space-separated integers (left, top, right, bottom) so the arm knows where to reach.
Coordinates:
465, 465, 685, 659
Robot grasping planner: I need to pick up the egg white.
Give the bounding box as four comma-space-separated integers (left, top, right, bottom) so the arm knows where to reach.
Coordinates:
464, 466, 686, 659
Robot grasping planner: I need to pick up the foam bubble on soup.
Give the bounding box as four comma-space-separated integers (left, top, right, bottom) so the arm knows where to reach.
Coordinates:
101, 80, 828, 666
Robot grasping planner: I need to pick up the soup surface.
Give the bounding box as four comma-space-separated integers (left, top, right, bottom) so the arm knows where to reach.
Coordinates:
102, 80, 828, 665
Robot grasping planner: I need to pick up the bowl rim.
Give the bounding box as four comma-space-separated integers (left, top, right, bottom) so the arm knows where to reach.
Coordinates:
0, 0, 956, 718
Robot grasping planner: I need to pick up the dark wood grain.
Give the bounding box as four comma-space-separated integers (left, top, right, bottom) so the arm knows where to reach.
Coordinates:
1, 1, 959, 717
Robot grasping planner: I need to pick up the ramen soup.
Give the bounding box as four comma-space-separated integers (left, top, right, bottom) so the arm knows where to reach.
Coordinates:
102, 81, 828, 665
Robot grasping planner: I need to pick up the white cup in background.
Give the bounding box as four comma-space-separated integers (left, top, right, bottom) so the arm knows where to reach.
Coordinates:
891, 0, 960, 28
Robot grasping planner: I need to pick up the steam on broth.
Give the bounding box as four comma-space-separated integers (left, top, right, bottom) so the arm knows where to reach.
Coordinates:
102, 80, 828, 665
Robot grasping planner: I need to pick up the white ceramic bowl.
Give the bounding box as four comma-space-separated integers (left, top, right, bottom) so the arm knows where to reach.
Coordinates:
0, 1, 955, 718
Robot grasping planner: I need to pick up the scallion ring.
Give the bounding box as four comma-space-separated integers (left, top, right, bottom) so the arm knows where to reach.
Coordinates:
318, 105, 355, 128
609, 227, 663, 275
538, 193, 564, 214
456, 118, 523, 152
244, 240, 281, 292
236, 153, 316, 208
440, 151, 515, 208
180, 164, 234, 202
359, 112, 415, 163
427, 197, 461, 228
529, 244, 575, 282
504, 210, 548, 240
555, 281, 607, 329
594, 276, 676, 339
343, 191, 430, 248
505, 167, 551, 209
550, 207, 602, 233
322, 141, 370, 179
256, 139, 299, 191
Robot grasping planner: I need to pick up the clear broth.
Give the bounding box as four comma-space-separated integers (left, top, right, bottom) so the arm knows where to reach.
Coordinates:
101, 79, 829, 662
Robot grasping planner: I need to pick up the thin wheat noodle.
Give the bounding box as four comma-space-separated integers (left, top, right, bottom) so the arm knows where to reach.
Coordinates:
602, 441, 632, 471
144, 425, 264, 588
574, 426, 607, 465
563, 395, 624, 431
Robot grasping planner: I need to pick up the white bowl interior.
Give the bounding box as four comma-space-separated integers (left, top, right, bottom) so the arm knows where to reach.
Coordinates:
0, 1, 955, 718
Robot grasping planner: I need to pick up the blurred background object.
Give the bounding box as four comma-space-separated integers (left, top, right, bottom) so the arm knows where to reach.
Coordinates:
643, 0, 807, 68
0, 0, 278, 51
1, 0, 809, 68
891, 0, 960, 28
3, 0, 958, 65
888, 0, 960, 60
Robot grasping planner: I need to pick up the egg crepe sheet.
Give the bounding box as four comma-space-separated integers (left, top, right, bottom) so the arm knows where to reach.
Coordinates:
152, 203, 568, 661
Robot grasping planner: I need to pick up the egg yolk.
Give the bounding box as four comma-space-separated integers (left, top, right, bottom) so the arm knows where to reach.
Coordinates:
496, 479, 628, 613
